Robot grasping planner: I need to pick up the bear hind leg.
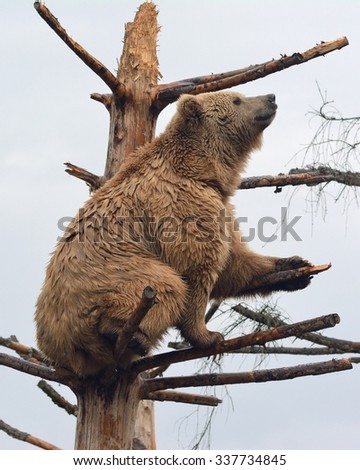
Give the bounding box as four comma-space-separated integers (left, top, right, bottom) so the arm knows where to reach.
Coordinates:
97, 263, 187, 366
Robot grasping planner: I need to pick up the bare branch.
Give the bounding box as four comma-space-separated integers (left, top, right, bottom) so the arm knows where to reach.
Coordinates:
90, 93, 113, 110
64, 162, 105, 192
350, 357, 360, 364
205, 300, 222, 324
0, 352, 79, 388
115, 287, 157, 360
166, 343, 355, 356
144, 358, 352, 392
302, 85, 360, 172
239, 166, 360, 191
240, 263, 331, 296
144, 390, 222, 407
37, 380, 77, 416
0, 336, 46, 365
132, 313, 340, 374
233, 346, 356, 356
233, 303, 360, 353
147, 365, 170, 379
152, 37, 349, 108
63, 164, 360, 194
0, 419, 61, 450
33, 2, 121, 94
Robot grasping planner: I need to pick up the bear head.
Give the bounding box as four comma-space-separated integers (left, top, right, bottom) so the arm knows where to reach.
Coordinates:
165, 90, 277, 193
176, 90, 276, 150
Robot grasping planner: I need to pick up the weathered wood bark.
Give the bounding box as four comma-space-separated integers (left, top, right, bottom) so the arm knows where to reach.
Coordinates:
132, 400, 156, 450
239, 166, 360, 191
103, 3, 160, 178
75, 374, 142, 450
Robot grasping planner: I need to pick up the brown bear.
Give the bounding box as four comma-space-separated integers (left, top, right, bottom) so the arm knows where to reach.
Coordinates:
35, 90, 311, 377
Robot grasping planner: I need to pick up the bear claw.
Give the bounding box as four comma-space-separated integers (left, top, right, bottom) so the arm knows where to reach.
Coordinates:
276, 256, 313, 271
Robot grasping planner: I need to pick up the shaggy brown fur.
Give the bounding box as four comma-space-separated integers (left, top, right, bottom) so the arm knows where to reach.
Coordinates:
35, 91, 311, 376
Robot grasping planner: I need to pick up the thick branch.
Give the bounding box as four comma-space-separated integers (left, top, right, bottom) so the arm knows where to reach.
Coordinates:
0, 352, 79, 388
239, 167, 360, 191
144, 390, 222, 407
115, 287, 157, 360
38, 380, 77, 416
233, 303, 360, 353
132, 313, 340, 373
0, 419, 60, 450
153, 37, 349, 107
143, 358, 352, 392
33, 2, 121, 94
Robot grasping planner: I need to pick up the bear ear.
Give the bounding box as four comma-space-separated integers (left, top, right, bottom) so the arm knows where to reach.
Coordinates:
177, 94, 203, 120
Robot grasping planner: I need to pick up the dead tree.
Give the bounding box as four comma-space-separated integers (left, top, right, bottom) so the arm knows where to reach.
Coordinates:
0, 2, 357, 450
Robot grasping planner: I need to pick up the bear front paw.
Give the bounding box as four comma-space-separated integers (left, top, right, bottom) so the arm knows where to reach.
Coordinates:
187, 330, 224, 349
275, 256, 312, 271
278, 275, 313, 292
272, 256, 313, 292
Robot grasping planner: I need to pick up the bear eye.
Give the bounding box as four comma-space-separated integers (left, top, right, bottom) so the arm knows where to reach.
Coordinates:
233, 97, 241, 105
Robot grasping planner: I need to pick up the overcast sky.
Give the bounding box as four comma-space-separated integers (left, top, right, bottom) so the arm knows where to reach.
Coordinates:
1, 0, 360, 450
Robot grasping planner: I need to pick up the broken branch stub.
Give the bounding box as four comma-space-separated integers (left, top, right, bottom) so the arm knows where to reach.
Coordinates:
115, 287, 157, 361
144, 390, 222, 407
64, 162, 105, 192
240, 263, 331, 296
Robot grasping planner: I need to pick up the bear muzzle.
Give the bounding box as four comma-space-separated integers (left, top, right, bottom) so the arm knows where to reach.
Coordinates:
254, 94, 277, 127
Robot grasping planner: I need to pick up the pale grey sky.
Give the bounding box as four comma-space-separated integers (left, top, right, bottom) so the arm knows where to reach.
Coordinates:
1, 0, 360, 450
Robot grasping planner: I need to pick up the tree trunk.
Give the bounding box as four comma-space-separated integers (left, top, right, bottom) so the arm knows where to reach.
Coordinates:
104, 2, 160, 179
74, 3, 160, 450
133, 400, 156, 450
75, 375, 141, 450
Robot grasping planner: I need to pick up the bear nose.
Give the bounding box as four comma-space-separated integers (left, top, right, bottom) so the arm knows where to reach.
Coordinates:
266, 94, 276, 103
